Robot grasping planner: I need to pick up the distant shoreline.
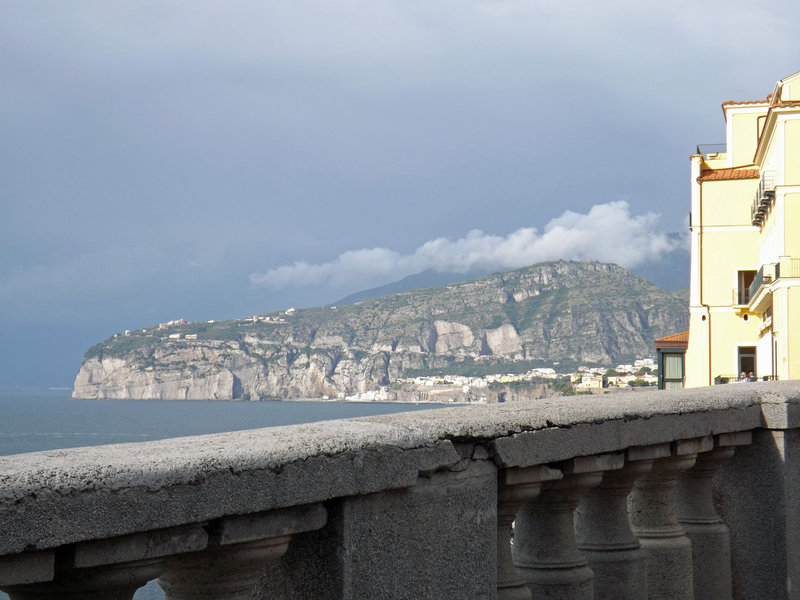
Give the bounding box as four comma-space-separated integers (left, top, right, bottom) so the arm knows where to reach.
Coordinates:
67, 396, 465, 406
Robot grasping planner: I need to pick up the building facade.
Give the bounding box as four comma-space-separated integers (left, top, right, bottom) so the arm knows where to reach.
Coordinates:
655, 330, 688, 389
684, 71, 800, 387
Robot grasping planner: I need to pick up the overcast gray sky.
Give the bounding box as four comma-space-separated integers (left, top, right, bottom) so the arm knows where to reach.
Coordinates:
2, 1, 799, 386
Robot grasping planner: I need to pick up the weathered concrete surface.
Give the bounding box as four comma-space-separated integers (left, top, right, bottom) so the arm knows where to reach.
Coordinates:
0, 419, 462, 556
338, 461, 497, 600
1, 380, 799, 586
256, 461, 497, 600
0, 551, 53, 586
715, 427, 800, 600
2, 382, 798, 557
488, 385, 774, 468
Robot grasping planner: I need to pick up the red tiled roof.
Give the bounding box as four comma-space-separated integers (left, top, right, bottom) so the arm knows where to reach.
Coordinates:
655, 330, 689, 349
721, 99, 769, 107
656, 331, 689, 343
698, 168, 759, 182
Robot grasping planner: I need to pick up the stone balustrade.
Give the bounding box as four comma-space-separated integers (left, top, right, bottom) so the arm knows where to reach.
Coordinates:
2, 382, 800, 599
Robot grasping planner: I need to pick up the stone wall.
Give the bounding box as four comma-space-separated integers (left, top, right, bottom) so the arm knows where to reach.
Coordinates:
2, 382, 800, 599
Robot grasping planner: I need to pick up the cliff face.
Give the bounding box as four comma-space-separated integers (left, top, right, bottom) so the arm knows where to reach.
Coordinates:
73, 261, 688, 400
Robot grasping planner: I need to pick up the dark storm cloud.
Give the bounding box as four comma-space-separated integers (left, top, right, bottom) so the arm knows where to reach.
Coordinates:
1, 0, 799, 384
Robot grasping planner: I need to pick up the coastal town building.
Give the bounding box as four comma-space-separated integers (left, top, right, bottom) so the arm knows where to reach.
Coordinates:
655, 330, 689, 389
678, 71, 800, 388
575, 374, 603, 390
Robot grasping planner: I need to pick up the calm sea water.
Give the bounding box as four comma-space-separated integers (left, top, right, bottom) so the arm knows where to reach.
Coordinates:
0, 389, 448, 599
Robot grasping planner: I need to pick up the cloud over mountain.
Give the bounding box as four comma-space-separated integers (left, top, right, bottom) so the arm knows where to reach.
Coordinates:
250, 201, 685, 291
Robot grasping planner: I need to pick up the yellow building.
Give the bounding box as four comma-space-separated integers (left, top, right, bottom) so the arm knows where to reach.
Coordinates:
683, 71, 800, 387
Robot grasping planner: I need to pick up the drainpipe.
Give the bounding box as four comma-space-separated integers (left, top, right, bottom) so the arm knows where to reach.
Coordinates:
698, 180, 713, 385
771, 293, 776, 380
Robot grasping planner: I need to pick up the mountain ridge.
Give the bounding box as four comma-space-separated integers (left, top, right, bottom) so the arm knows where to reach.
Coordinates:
332, 269, 490, 306
73, 260, 688, 400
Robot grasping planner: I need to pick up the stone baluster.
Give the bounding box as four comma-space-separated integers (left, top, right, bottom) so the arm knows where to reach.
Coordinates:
628, 435, 713, 600
514, 454, 624, 600
159, 504, 326, 600
575, 443, 671, 600
0, 525, 206, 600
497, 464, 563, 600
0, 551, 55, 590
3, 560, 165, 600
677, 431, 751, 600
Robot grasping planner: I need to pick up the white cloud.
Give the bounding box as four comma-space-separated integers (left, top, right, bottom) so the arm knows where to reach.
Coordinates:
250, 201, 685, 290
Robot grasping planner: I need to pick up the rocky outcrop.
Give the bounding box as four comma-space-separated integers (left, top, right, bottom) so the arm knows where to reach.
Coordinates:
73, 261, 689, 400
481, 324, 522, 356
73, 343, 450, 401
433, 321, 475, 354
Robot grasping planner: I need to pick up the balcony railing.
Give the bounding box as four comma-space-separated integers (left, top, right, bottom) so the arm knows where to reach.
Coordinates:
696, 143, 726, 157
748, 264, 773, 303
733, 266, 771, 305
734, 285, 751, 306
745, 259, 800, 304
714, 374, 776, 384
2, 383, 800, 600
776, 257, 800, 279
751, 170, 777, 226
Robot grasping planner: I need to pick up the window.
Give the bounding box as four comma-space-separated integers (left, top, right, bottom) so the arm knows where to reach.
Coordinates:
738, 346, 756, 379
661, 352, 684, 389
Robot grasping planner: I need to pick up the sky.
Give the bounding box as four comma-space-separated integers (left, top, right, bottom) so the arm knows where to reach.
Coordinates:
2, 1, 799, 387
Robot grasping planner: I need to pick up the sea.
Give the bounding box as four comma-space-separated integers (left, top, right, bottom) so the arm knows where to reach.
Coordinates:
0, 388, 450, 599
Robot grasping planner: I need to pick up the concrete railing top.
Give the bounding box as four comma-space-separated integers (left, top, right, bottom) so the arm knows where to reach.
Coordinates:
2, 381, 800, 558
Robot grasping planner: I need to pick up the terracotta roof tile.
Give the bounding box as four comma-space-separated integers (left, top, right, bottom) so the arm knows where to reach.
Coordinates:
721, 99, 769, 107
655, 330, 689, 349
656, 330, 689, 343
771, 101, 800, 108
698, 168, 759, 182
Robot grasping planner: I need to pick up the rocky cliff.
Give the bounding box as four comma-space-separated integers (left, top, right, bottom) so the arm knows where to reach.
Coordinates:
73, 261, 688, 400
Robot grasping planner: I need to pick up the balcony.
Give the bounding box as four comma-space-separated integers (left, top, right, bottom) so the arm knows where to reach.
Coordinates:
732, 269, 764, 306
749, 266, 766, 299
747, 260, 800, 314
751, 170, 776, 226
2, 383, 800, 599
776, 257, 800, 279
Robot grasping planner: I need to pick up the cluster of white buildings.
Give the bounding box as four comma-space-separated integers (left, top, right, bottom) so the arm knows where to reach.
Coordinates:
334, 388, 391, 402
396, 367, 561, 390
166, 333, 198, 340
246, 315, 287, 324
157, 318, 189, 330
243, 308, 300, 325
571, 358, 658, 391
397, 359, 658, 395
